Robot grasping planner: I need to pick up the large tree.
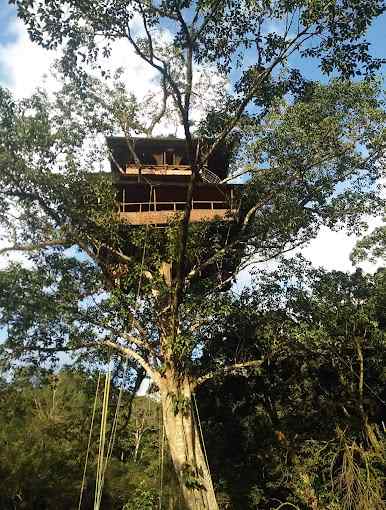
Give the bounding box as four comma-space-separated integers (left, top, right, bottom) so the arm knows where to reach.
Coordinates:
1, 1, 386, 508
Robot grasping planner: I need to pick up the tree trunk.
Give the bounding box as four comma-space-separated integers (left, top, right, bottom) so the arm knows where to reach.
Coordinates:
160, 376, 219, 510
133, 429, 140, 462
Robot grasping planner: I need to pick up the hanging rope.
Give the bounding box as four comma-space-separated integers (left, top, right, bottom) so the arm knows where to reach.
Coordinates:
78, 182, 155, 510
93, 183, 154, 510
159, 408, 165, 510
94, 360, 112, 510
192, 393, 215, 495
78, 372, 102, 510
101, 184, 152, 473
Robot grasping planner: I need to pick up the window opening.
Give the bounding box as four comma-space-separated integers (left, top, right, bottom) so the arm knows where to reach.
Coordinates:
164, 150, 174, 165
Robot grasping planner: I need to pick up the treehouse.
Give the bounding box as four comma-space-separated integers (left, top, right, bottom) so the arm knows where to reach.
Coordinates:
107, 137, 237, 225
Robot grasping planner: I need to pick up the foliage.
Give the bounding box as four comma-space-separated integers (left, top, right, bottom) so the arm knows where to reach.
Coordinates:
0, 79, 384, 373
122, 485, 158, 510
0, 76, 385, 510
1, 263, 385, 509
11, 0, 385, 85
352, 218, 386, 264
197, 260, 386, 509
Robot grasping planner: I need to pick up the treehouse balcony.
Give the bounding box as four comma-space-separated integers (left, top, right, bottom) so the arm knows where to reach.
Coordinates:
119, 201, 232, 224
117, 183, 237, 225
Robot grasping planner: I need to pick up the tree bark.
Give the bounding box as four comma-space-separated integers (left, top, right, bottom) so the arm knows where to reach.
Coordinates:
159, 375, 219, 510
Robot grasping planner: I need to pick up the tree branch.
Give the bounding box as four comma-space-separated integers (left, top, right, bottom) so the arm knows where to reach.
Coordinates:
186, 240, 242, 282
6, 189, 63, 225
192, 0, 223, 41
146, 75, 170, 135
120, 331, 162, 361
0, 239, 72, 256
122, 135, 141, 166
202, 27, 316, 166
102, 339, 160, 385
174, 7, 193, 115
193, 359, 265, 390
75, 309, 162, 361
12, 337, 160, 386
242, 191, 274, 230
9, 343, 95, 355
126, 22, 184, 115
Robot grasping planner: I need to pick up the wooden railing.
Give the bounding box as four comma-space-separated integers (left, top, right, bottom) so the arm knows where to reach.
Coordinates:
125, 164, 191, 175
120, 200, 229, 213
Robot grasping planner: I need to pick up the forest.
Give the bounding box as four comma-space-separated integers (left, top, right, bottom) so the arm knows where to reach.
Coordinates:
0, 0, 386, 509
1, 264, 386, 509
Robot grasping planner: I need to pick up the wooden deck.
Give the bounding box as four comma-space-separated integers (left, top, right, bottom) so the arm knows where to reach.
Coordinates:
119, 208, 232, 224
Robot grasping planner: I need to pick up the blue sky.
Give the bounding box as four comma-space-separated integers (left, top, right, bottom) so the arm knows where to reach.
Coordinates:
0, 2, 13, 33
0, 2, 17, 45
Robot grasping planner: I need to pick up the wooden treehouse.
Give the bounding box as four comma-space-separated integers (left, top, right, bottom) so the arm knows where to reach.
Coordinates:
107, 137, 237, 225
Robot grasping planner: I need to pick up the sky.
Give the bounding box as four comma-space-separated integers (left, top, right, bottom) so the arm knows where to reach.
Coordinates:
0, 1, 385, 274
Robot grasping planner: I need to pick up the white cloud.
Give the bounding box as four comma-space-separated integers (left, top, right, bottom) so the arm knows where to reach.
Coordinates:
303, 227, 359, 271
102, 38, 160, 98
302, 227, 373, 273
0, 19, 57, 97
0, 18, 223, 133
302, 215, 384, 273
234, 221, 383, 292
0, 18, 161, 99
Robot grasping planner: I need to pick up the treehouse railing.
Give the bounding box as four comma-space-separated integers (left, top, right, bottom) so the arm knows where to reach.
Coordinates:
123, 165, 223, 181
125, 164, 191, 175
120, 200, 230, 213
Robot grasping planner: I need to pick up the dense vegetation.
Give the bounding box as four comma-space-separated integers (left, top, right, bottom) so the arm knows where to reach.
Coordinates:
0, 367, 178, 510
198, 262, 386, 509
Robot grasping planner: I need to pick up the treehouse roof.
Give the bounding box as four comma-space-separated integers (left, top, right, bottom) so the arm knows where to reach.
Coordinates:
106, 136, 232, 180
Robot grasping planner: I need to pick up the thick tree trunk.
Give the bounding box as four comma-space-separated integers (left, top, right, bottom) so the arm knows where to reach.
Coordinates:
160, 376, 219, 510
